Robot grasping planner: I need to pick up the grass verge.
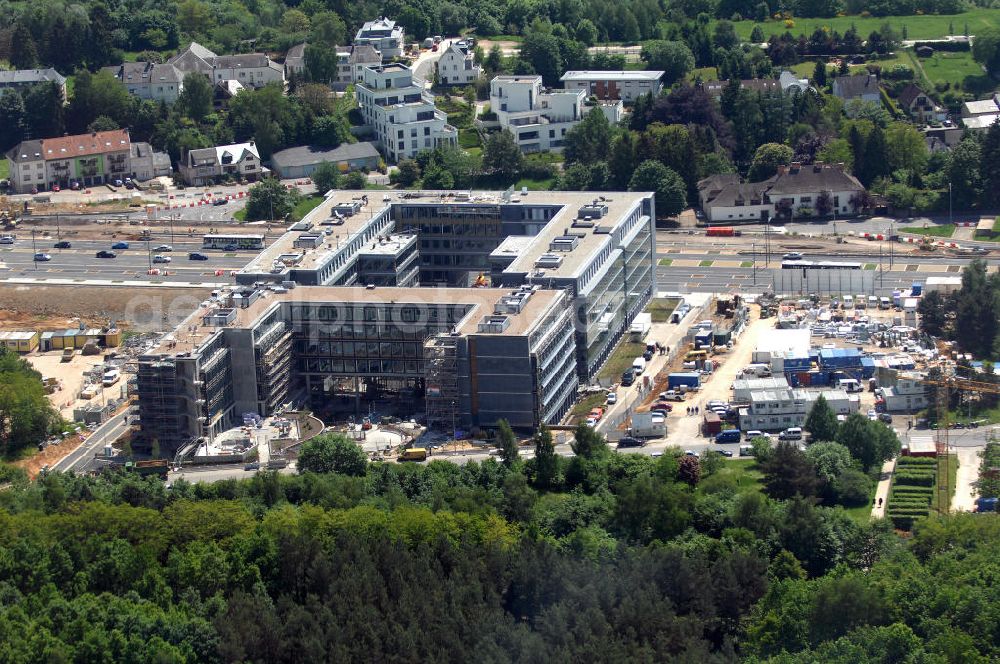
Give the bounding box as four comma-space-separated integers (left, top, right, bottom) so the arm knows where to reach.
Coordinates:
597, 340, 647, 385
900, 224, 955, 238
699, 260, 713, 267
932, 454, 959, 513
646, 297, 680, 323
658, 258, 673, 266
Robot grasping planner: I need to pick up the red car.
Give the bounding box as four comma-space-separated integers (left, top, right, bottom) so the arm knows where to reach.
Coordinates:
651, 402, 674, 412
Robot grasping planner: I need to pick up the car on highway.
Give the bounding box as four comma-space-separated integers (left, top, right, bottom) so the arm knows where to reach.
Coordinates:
154, 244, 173, 252
0, 235, 15, 244
95, 250, 117, 258
33, 252, 51, 261
188, 252, 209, 261
152, 254, 171, 263
783, 252, 803, 261
53, 240, 71, 249
111, 241, 130, 249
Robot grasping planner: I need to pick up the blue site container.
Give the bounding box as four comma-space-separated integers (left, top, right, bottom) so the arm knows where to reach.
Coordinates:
668, 372, 701, 389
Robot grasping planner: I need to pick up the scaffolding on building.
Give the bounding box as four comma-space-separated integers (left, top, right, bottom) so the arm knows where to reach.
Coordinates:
424, 333, 459, 434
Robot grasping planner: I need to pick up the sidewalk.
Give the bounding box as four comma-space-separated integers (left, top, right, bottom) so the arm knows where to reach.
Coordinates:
871, 457, 896, 518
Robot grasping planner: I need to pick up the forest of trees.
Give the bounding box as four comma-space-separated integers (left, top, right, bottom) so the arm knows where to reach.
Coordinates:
0, 422, 994, 661
0, 348, 62, 458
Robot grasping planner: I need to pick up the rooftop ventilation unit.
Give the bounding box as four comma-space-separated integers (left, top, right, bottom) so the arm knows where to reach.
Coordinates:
534, 253, 564, 269
572, 217, 594, 228
495, 289, 535, 314
478, 315, 511, 334
578, 203, 608, 219
594, 225, 613, 234
332, 201, 362, 217
549, 235, 579, 252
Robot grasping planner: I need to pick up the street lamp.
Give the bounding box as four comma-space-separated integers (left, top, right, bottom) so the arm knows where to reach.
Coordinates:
949, 181, 953, 225
145, 236, 152, 271
31, 229, 36, 270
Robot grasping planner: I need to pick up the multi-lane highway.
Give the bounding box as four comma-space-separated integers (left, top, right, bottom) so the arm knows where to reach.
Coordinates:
0, 237, 255, 283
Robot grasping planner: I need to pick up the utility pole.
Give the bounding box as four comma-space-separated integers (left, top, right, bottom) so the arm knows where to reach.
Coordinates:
949, 181, 953, 226
146, 236, 152, 271
751, 242, 756, 285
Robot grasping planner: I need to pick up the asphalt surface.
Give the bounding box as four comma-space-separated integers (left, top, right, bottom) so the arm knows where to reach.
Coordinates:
53, 416, 130, 473
1, 238, 256, 283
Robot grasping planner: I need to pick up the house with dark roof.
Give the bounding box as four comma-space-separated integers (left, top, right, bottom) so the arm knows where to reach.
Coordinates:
832, 74, 881, 112
6, 130, 169, 193
104, 61, 185, 103
168, 42, 283, 89
284, 43, 307, 77
896, 84, 944, 124
0, 68, 66, 100
179, 142, 263, 186
698, 163, 865, 223
270, 142, 380, 179
703, 71, 810, 98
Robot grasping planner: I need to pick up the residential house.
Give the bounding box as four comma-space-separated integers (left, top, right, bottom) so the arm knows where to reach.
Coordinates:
285, 43, 382, 89
832, 74, 881, 112
489, 75, 623, 153
0, 68, 67, 100
559, 70, 663, 102
703, 70, 810, 97
214, 80, 245, 110
698, 163, 866, 223
270, 142, 381, 179
355, 17, 405, 59
897, 84, 944, 124
104, 61, 185, 103
168, 42, 284, 89
437, 41, 482, 86
961, 97, 1000, 131
284, 43, 307, 78
6, 130, 170, 193
179, 142, 263, 186
356, 63, 457, 162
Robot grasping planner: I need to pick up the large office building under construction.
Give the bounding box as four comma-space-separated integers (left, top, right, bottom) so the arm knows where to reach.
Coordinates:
137, 189, 656, 455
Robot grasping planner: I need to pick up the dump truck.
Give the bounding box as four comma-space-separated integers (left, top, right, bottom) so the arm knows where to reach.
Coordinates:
400, 447, 428, 462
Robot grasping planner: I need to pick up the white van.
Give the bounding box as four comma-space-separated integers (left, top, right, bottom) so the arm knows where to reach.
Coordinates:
837, 378, 862, 393
856, 295, 867, 310
879, 296, 891, 310
632, 357, 646, 375
843, 295, 854, 309
867, 295, 878, 309
778, 427, 803, 441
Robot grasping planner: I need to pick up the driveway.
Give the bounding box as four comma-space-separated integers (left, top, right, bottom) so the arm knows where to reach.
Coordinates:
952, 445, 983, 512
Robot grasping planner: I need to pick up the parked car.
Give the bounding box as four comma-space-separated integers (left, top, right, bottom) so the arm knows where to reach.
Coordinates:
651, 402, 673, 412
617, 436, 644, 448
51, 184, 60, 192
0, 235, 15, 244
684, 450, 699, 457
778, 427, 803, 441
33, 252, 51, 261
95, 250, 117, 258
213, 198, 228, 206
113, 179, 124, 187
878, 412, 892, 424
717, 449, 734, 457
606, 392, 617, 405
154, 244, 173, 252
152, 254, 171, 263
188, 252, 209, 261
53, 240, 71, 249
111, 241, 129, 249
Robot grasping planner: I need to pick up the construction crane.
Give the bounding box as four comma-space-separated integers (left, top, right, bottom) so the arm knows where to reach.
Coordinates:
915, 375, 1000, 513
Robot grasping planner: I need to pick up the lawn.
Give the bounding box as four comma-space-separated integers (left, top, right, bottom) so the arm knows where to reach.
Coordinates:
900, 223, 955, 237
740, 261, 754, 267
914, 49, 992, 93
932, 453, 959, 513
458, 128, 481, 149
658, 258, 673, 267
571, 392, 608, 421
731, 9, 1000, 42
699, 260, 713, 267
646, 297, 680, 323
0, 159, 9, 181
597, 340, 648, 384
864, 263, 877, 270
513, 176, 556, 191
700, 458, 763, 492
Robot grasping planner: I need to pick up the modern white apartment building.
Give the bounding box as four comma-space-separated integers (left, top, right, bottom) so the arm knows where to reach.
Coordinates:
355, 17, 405, 59
437, 41, 482, 86
356, 63, 457, 162
489, 75, 622, 153
285, 43, 382, 89
559, 70, 663, 102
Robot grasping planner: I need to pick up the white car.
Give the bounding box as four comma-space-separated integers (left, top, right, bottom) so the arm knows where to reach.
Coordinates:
606, 392, 617, 405
585, 417, 598, 427
867, 409, 877, 421
0, 235, 14, 244
154, 244, 173, 252
153, 254, 172, 263
783, 252, 803, 261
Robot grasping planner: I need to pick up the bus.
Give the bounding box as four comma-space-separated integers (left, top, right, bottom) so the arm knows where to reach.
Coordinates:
781, 260, 862, 270
202, 234, 265, 250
